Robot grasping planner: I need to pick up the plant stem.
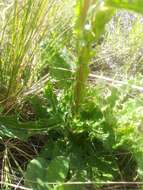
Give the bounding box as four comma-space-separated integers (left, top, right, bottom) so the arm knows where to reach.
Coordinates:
74, 0, 92, 112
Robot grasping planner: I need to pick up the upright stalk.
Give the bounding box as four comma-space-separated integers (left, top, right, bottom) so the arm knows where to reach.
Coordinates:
74, 0, 114, 113
74, 0, 92, 112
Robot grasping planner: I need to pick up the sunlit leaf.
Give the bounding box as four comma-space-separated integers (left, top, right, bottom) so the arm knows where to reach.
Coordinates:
92, 5, 115, 40
25, 156, 69, 190
105, 0, 143, 14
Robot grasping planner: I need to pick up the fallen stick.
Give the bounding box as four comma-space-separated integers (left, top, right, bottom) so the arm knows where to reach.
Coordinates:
90, 73, 143, 92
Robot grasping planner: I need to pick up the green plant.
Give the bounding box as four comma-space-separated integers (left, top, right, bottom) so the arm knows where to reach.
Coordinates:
74, 0, 114, 111
22, 84, 143, 189
25, 156, 69, 190
1, 0, 143, 189
73, 0, 143, 111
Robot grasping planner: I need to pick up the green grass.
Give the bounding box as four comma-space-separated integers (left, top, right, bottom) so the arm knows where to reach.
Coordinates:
0, 0, 74, 112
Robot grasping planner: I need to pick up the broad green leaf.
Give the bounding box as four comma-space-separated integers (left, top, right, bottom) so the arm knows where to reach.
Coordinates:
42, 46, 75, 88
105, 0, 143, 14
0, 116, 61, 129
92, 5, 115, 40
0, 116, 61, 140
47, 156, 69, 182
25, 157, 48, 190
25, 156, 69, 190
0, 125, 29, 140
